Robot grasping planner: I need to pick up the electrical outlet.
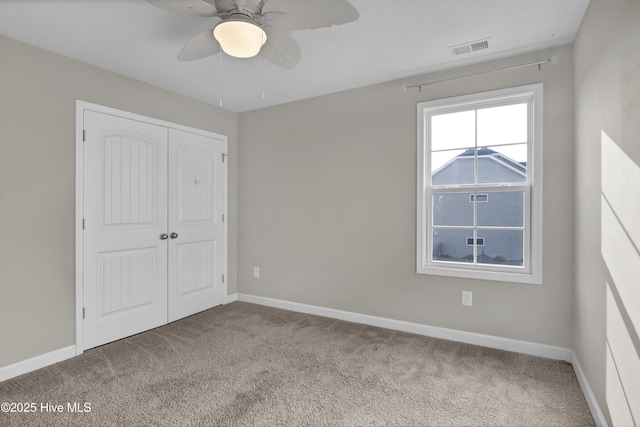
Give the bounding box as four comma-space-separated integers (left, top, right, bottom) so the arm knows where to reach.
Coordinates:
253, 266, 260, 278
462, 291, 473, 307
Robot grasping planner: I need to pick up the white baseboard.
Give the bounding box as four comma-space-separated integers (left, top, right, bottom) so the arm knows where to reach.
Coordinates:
0, 345, 76, 383
571, 352, 609, 427
225, 292, 238, 304
237, 293, 573, 361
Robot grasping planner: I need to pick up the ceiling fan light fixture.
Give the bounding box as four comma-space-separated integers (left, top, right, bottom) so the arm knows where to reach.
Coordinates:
213, 13, 267, 58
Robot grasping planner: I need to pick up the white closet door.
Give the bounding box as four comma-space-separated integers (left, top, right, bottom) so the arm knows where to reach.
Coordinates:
167, 129, 226, 322
83, 111, 169, 349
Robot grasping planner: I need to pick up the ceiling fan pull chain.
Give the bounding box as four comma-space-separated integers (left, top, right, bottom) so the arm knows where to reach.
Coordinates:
219, 51, 223, 107
261, 40, 265, 100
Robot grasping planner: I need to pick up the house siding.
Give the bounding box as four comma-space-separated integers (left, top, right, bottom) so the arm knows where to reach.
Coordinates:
431, 151, 526, 264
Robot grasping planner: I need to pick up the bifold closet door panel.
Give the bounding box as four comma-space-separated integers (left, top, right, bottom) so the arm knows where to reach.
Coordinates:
167, 128, 226, 322
83, 111, 169, 350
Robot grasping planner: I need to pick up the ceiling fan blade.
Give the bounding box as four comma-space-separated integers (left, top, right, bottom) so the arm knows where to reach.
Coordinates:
214, 0, 264, 16
146, 0, 217, 17
261, 26, 301, 69
177, 29, 221, 61
262, 0, 358, 30
214, 0, 239, 11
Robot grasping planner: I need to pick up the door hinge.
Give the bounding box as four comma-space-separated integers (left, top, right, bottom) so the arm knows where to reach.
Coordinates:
222, 153, 227, 163
82, 307, 85, 319
222, 214, 225, 223
222, 274, 225, 283
82, 130, 86, 142
82, 218, 85, 230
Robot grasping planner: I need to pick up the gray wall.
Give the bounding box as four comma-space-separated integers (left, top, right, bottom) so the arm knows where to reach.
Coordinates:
0, 35, 238, 367
238, 45, 576, 348
573, 0, 640, 424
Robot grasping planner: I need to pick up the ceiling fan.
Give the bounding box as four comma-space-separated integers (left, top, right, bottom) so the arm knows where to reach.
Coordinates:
146, 0, 359, 70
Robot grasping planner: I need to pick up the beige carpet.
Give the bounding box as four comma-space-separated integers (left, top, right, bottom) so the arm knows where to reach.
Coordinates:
0, 301, 594, 426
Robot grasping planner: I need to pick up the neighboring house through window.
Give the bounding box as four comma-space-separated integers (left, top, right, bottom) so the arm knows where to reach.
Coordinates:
417, 84, 542, 284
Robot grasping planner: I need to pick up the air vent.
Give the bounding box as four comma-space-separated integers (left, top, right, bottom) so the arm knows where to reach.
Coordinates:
449, 37, 492, 56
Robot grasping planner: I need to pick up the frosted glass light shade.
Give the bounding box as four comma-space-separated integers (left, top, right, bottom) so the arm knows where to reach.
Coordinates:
213, 14, 267, 58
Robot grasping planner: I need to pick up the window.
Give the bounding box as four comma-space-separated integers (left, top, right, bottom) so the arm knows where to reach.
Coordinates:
466, 237, 485, 247
417, 84, 542, 284
470, 193, 488, 203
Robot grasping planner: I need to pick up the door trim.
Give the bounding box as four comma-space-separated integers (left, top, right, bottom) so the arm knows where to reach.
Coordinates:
75, 100, 228, 355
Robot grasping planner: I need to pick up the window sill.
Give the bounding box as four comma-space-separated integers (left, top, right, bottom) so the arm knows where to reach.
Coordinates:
418, 263, 541, 285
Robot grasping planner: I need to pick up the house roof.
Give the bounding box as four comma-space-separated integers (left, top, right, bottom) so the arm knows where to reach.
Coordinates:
435, 147, 527, 176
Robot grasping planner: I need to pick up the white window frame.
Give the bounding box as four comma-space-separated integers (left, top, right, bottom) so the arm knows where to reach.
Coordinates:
417, 84, 543, 284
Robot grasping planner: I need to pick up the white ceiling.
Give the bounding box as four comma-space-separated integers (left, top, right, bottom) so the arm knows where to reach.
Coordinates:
0, 0, 590, 112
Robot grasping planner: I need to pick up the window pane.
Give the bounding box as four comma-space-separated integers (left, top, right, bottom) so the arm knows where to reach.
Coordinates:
478, 144, 527, 184
476, 230, 524, 266
477, 103, 527, 147
433, 228, 474, 263
432, 149, 475, 185
431, 110, 475, 151
433, 192, 473, 226
477, 191, 524, 227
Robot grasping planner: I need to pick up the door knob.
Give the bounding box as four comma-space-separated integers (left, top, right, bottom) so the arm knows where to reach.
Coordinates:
170, 232, 179, 239
160, 233, 169, 240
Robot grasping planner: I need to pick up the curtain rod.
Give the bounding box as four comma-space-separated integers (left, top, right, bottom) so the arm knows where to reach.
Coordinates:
402, 55, 559, 92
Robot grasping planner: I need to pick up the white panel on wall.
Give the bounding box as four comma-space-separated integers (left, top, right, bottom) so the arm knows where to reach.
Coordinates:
606, 344, 635, 427
601, 135, 640, 335
606, 284, 640, 423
